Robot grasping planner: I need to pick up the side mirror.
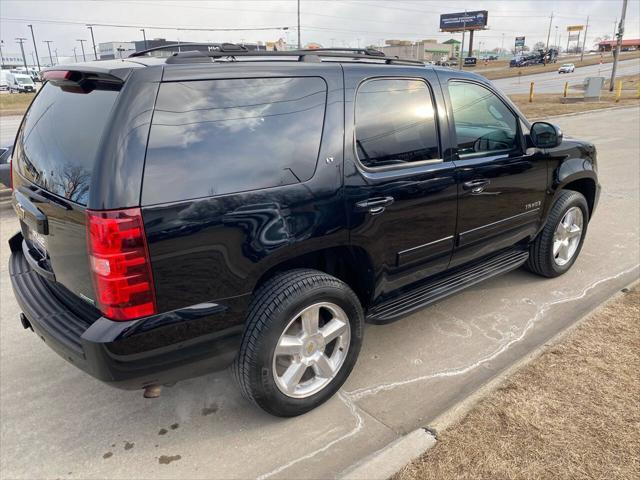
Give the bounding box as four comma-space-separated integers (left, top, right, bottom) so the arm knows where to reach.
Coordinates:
530, 122, 563, 149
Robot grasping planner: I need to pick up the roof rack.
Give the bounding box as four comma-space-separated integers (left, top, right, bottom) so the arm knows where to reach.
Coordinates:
138, 44, 425, 66
129, 42, 250, 58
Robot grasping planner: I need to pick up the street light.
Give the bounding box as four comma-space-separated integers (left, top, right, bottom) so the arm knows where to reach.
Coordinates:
27, 24, 41, 72
87, 25, 98, 60
0, 40, 5, 69
77, 39, 87, 62
73, 46, 78, 62
140, 28, 148, 50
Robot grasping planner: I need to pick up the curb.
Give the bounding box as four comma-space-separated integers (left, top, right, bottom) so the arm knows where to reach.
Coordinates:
530, 104, 640, 122
337, 278, 638, 480
338, 428, 436, 480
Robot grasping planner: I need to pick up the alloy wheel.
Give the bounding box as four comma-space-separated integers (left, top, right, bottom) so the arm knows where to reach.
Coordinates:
553, 206, 584, 266
272, 302, 351, 399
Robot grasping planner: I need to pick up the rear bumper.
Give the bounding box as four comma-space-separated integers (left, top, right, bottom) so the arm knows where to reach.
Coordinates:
9, 233, 247, 390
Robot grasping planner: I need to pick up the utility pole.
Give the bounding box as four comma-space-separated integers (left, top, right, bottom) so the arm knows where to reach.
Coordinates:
77, 39, 87, 62
73, 47, 78, 62
0, 40, 5, 69
54, 49, 59, 64
501, 33, 505, 53
580, 16, 589, 62
459, 10, 466, 70
87, 25, 98, 60
16, 37, 29, 71
140, 28, 148, 50
43, 40, 54, 66
545, 12, 554, 50
27, 24, 41, 72
554, 26, 559, 48
609, 0, 628, 91
297, 0, 301, 49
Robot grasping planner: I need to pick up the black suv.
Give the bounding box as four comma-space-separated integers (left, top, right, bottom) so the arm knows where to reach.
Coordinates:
8, 46, 599, 417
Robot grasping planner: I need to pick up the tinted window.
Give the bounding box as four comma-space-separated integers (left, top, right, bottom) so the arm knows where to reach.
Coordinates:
448, 81, 519, 156
14, 82, 118, 205
355, 79, 439, 169
142, 77, 327, 204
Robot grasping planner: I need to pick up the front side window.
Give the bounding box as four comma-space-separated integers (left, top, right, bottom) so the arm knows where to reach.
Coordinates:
448, 81, 519, 157
355, 78, 439, 169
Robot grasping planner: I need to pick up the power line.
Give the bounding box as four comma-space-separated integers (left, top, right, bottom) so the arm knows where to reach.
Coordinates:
0, 17, 291, 32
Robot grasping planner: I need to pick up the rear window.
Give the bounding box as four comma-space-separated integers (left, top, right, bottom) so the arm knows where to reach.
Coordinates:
14, 82, 118, 205
142, 77, 327, 205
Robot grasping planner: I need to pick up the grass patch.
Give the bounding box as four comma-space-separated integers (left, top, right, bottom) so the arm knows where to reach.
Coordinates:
0, 93, 36, 116
508, 75, 640, 119
395, 285, 640, 480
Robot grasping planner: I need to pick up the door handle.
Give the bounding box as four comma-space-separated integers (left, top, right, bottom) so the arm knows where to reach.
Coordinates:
355, 196, 394, 215
462, 179, 490, 194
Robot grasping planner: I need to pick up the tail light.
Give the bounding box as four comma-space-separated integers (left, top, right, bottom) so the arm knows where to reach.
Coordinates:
86, 208, 157, 321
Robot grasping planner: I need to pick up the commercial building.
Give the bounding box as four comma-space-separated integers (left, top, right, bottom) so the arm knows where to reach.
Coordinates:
0, 51, 27, 69
597, 39, 640, 52
98, 41, 136, 60
381, 39, 457, 61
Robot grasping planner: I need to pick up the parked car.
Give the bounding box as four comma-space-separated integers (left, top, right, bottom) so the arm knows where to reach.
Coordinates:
0, 70, 8, 91
8, 46, 600, 417
0, 144, 13, 187
7, 73, 35, 93
559, 63, 576, 73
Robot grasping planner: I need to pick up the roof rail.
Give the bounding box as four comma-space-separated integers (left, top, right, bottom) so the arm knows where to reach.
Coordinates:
129, 42, 249, 58
160, 48, 425, 66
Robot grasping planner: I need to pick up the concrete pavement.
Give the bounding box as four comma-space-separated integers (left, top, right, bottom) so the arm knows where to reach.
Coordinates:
492, 58, 640, 94
0, 107, 639, 479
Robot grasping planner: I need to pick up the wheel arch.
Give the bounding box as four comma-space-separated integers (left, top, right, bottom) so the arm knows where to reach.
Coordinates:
546, 165, 598, 221
251, 246, 376, 308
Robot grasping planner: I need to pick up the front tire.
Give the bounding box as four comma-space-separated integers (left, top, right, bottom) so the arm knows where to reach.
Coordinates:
232, 269, 364, 417
526, 190, 589, 278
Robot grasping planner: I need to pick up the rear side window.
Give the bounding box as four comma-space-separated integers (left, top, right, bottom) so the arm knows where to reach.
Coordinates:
142, 77, 327, 204
355, 78, 439, 169
14, 82, 118, 205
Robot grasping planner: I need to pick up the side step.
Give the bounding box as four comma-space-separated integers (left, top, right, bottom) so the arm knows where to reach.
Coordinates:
366, 249, 529, 324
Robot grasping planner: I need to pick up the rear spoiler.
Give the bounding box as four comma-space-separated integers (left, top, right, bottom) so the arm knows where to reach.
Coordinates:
42, 70, 125, 93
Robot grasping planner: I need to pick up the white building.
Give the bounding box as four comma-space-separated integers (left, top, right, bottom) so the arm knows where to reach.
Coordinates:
98, 42, 136, 60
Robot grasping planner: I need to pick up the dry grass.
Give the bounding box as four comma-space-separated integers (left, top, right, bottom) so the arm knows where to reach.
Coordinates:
395, 286, 640, 480
0, 92, 36, 116
479, 51, 640, 80
508, 80, 640, 119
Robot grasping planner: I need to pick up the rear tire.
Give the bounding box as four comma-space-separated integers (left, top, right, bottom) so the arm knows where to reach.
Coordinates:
526, 190, 589, 278
232, 269, 364, 417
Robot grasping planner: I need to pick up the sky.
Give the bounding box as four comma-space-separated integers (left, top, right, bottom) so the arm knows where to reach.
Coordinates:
1, 0, 639, 61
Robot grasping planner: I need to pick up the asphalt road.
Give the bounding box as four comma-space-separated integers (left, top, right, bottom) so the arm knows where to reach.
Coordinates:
0, 116, 21, 146
492, 58, 640, 94
0, 107, 639, 479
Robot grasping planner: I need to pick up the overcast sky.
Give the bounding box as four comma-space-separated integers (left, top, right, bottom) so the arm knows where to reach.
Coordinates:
1, 0, 639, 59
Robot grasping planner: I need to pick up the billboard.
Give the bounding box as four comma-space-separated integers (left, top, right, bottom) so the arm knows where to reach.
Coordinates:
567, 25, 584, 32
440, 11, 488, 31
515, 36, 526, 47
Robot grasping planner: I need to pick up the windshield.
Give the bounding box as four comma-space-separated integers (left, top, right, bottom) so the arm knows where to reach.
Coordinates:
562, 64, 573, 67
13, 82, 119, 205
17, 77, 34, 85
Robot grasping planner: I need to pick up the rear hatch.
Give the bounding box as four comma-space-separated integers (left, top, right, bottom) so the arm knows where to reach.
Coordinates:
11, 71, 122, 307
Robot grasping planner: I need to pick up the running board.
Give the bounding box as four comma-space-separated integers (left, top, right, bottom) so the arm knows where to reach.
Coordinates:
366, 249, 529, 324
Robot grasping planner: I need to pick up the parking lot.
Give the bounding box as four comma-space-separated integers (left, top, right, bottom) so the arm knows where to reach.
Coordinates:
0, 106, 638, 479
